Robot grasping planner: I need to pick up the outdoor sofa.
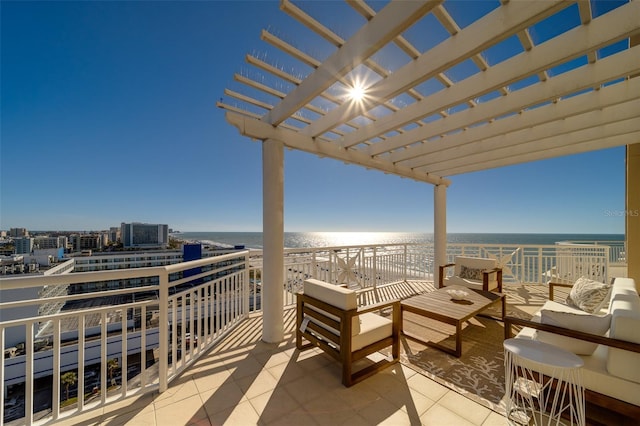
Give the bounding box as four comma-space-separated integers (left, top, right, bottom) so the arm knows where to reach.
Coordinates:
505, 277, 640, 424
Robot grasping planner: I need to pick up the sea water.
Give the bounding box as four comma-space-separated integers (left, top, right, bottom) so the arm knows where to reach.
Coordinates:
172, 231, 624, 250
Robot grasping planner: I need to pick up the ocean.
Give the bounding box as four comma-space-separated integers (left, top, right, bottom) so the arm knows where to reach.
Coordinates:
171, 231, 624, 250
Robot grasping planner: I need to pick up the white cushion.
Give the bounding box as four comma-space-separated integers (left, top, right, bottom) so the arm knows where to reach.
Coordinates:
607, 278, 640, 383
566, 277, 612, 314
304, 279, 360, 335
351, 312, 393, 351
536, 309, 611, 355
443, 275, 499, 291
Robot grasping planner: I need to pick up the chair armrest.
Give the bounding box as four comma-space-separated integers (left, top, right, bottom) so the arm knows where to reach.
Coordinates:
357, 299, 400, 315
481, 267, 503, 292
438, 263, 456, 288
548, 282, 573, 301
503, 316, 640, 353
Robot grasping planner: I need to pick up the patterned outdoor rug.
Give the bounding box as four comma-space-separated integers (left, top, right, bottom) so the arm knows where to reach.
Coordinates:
382, 285, 541, 415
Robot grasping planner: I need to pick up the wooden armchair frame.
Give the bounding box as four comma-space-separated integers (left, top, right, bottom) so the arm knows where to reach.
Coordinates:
438, 263, 503, 292
296, 292, 400, 387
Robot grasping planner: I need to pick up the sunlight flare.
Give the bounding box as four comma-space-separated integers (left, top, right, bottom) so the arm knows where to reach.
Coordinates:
348, 83, 366, 102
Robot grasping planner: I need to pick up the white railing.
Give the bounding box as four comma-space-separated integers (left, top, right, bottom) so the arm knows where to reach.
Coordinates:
243, 242, 610, 310
1, 241, 613, 424
0, 251, 249, 425
558, 240, 626, 265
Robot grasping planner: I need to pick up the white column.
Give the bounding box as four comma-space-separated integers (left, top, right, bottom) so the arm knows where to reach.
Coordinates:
434, 184, 447, 286
262, 138, 285, 342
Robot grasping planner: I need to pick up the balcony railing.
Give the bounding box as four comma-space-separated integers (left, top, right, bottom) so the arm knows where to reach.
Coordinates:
0, 241, 612, 424
1, 251, 249, 425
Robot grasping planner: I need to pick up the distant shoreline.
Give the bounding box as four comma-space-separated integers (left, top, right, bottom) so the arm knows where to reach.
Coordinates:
170, 231, 624, 251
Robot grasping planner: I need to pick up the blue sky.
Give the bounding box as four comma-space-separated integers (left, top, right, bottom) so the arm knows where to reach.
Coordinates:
0, 1, 627, 234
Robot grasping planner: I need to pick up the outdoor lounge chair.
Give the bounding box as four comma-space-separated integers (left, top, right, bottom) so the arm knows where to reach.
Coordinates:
296, 278, 400, 387
439, 256, 503, 292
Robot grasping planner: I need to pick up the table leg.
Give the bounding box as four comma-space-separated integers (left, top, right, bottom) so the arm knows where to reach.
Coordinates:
455, 321, 462, 357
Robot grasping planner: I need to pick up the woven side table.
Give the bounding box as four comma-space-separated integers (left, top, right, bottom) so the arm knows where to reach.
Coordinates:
503, 338, 585, 426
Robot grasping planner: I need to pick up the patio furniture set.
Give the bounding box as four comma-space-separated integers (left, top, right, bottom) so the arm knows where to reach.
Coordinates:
296, 256, 505, 384
295, 255, 640, 424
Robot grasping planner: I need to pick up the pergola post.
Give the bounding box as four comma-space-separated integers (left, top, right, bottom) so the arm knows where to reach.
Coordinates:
627, 143, 640, 284
627, 34, 640, 287
434, 184, 447, 286
262, 138, 284, 343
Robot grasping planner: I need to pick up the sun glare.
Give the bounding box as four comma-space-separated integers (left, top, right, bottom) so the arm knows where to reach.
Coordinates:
348, 84, 366, 102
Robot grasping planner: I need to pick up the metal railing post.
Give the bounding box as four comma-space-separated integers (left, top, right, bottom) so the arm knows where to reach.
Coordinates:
403, 244, 407, 282
159, 270, 169, 393
244, 251, 250, 317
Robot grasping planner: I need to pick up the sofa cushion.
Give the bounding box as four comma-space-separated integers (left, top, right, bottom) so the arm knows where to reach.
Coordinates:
607, 278, 640, 384
566, 277, 611, 314
537, 309, 611, 355
304, 279, 360, 336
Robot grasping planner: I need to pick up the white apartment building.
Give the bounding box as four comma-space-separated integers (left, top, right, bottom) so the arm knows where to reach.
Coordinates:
33, 236, 67, 250
120, 222, 169, 248
14, 237, 34, 254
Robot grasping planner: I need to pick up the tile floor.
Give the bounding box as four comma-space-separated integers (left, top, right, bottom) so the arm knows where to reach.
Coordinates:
54, 305, 508, 426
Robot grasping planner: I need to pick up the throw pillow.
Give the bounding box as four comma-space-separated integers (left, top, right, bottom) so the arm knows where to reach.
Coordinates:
565, 277, 612, 314
459, 265, 483, 280
537, 309, 612, 355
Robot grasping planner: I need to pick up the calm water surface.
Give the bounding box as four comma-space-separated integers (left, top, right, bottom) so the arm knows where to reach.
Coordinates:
173, 231, 624, 249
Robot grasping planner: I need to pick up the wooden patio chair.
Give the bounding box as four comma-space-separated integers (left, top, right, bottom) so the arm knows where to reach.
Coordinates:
296, 278, 400, 387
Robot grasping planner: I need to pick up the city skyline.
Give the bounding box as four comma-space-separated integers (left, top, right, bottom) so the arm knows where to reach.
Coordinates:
1, 1, 628, 234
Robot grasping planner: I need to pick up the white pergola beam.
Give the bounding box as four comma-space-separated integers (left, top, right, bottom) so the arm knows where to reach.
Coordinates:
398, 78, 640, 169
422, 117, 640, 174
261, 30, 321, 69
280, 0, 344, 47
226, 111, 450, 186
440, 131, 640, 176
360, 0, 640, 155
385, 45, 640, 163
309, 0, 568, 141
405, 96, 640, 171
263, 1, 438, 126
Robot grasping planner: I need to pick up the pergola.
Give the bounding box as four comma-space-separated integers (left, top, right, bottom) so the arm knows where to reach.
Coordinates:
218, 0, 640, 342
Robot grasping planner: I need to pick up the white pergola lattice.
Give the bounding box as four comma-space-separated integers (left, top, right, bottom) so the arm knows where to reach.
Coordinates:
220, 0, 639, 182
218, 0, 640, 342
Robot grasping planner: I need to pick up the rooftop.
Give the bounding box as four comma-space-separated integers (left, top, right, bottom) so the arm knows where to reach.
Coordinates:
53, 303, 507, 426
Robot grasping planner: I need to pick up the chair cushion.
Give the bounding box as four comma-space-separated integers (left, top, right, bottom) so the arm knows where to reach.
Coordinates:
459, 265, 484, 280
443, 275, 499, 291
537, 308, 611, 355
351, 312, 393, 351
566, 277, 612, 314
303, 279, 360, 335
453, 256, 497, 277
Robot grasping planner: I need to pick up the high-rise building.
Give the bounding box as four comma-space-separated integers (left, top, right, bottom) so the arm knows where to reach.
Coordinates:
109, 226, 121, 243
70, 234, 102, 252
120, 222, 169, 248
14, 237, 34, 254
34, 236, 67, 250
9, 228, 29, 238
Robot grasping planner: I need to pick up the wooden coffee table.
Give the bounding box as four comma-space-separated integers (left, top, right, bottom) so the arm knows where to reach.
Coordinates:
400, 286, 506, 357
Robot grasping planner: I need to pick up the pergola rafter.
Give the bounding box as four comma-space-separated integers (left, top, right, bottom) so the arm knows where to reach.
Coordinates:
219, 0, 640, 181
